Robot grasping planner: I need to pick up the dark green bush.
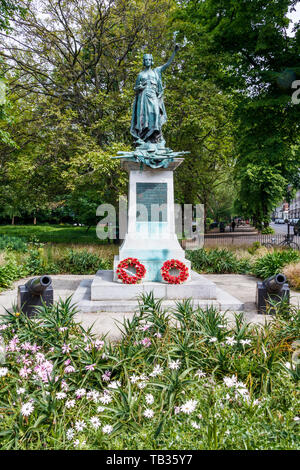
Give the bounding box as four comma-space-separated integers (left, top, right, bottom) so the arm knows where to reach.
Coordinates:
186, 248, 251, 274
252, 249, 300, 279
0, 254, 25, 288
0, 235, 28, 252
58, 249, 110, 274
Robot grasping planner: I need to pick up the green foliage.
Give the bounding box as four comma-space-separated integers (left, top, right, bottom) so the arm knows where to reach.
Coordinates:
248, 242, 261, 255
174, 0, 300, 227
186, 248, 251, 274
23, 249, 45, 276
253, 249, 300, 279
58, 249, 111, 274
0, 225, 106, 245
0, 252, 25, 288
0, 235, 27, 252
0, 296, 299, 449
261, 227, 275, 235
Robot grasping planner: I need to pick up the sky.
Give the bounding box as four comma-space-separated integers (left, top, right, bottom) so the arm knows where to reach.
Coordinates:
287, 2, 300, 36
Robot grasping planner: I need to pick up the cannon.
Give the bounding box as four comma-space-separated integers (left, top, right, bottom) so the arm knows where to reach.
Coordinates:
17, 276, 54, 317
256, 273, 290, 315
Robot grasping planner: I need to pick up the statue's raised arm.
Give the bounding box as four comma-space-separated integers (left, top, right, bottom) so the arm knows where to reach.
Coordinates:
158, 44, 180, 73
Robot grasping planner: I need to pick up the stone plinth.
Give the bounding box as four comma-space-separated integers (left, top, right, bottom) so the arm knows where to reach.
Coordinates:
116, 159, 190, 282
91, 270, 216, 301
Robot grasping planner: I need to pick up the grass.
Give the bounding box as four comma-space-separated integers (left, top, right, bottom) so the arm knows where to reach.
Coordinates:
0, 295, 299, 450
0, 225, 110, 245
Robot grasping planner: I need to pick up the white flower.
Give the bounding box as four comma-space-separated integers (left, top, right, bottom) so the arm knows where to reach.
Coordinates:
149, 364, 163, 377
169, 359, 181, 370
209, 337, 218, 343
56, 392, 67, 400
145, 393, 154, 405
240, 339, 251, 346
75, 388, 86, 398
0, 367, 8, 377
129, 374, 139, 383
284, 362, 291, 369
217, 324, 226, 329
108, 381, 121, 390
65, 399, 76, 409
195, 369, 206, 379
191, 421, 201, 429
225, 337, 237, 346
223, 375, 237, 388
99, 393, 112, 404
102, 424, 113, 434
87, 390, 100, 402
16, 387, 26, 395
75, 420, 86, 432
66, 428, 74, 440
73, 439, 80, 447
180, 399, 198, 415
97, 406, 105, 413
293, 416, 300, 422
143, 408, 154, 418
90, 416, 101, 429
21, 402, 34, 416
137, 381, 147, 389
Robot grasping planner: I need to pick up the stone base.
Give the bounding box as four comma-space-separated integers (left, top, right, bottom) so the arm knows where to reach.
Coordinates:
72, 270, 244, 313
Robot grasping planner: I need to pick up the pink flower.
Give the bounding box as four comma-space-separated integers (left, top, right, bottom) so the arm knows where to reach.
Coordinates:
7, 336, 20, 352
64, 365, 75, 374
141, 337, 152, 348
19, 366, 32, 379
102, 370, 111, 382
85, 364, 96, 371
34, 360, 54, 383
62, 343, 71, 354
64, 359, 71, 366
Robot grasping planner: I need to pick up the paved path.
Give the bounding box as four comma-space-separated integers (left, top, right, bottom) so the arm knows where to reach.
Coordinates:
1, 274, 299, 340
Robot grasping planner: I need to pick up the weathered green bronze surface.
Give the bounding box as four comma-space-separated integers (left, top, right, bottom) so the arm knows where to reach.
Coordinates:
113, 44, 189, 169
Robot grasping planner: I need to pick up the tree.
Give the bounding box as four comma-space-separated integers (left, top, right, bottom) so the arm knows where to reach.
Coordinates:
174, 0, 300, 228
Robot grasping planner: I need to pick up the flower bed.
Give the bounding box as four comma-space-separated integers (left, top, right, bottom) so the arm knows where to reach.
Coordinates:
0, 295, 299, 450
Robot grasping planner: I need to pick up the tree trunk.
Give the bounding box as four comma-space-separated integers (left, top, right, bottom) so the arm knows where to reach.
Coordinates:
33, 217, 37, 225
11, 215, 14, 225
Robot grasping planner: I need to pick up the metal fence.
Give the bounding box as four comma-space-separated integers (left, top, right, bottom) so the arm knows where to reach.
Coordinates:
204, 233, 300, 249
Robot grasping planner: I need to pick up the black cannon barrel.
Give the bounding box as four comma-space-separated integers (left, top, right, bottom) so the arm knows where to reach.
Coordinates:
25, 276, 52, 295
264, 274, 287, 293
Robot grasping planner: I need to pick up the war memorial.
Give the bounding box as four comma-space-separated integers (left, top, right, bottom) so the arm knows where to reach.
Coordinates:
73, 46, 243, 314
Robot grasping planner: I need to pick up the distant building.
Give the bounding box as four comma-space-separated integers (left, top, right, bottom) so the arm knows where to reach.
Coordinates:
289, 190, 300, 219
273, 202, 289, 220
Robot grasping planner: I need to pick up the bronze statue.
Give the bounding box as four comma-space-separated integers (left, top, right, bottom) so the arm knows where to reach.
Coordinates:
130, 45, 179, 145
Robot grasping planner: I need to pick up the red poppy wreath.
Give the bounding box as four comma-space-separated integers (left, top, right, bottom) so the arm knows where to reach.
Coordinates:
116, 258, 146, 284
161, 259, 189, 284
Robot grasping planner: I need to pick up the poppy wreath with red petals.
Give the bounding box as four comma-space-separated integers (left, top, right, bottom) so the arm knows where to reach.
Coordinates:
116, 258, 146, 284
161, 259, 189, 284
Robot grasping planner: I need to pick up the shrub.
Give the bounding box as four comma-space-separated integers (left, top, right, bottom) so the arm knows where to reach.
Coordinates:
23, 248, 45, 276
0, 253, 25, 288
283, 262, 300, 290
186, 248, 252, 274
252, 249, 300, 279
248, 241, 261, 255
0, 235, 28, 252
58, 249, 110, 274
261, 227, 275, 235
